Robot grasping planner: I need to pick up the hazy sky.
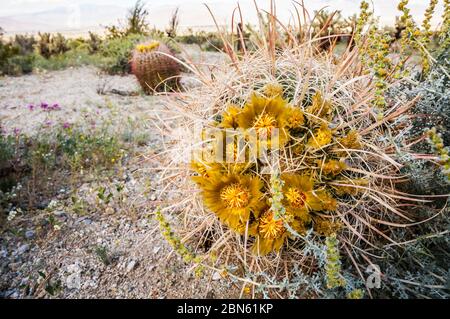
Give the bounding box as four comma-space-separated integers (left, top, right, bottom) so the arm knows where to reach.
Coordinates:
0, 0, 445, 28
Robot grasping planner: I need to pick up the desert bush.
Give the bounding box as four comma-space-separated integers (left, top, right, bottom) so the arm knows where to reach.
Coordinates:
99, 34, 145, 74
312, 10, 345, 50
0, 127, 18, 208
166, 7, 179, 38
36, 32, 69, 59
32, 47, 105, 71
388, 45, 450, 197
11, 34, 36, 55
0, 36, 34, 76
105, 0, 150, 39
0, 38, 19, 72
87, 32, 102, 54
0, 125, 14, 174
2, 54, 35, 75
67, 37, 89, 51
176, 30, 225, 52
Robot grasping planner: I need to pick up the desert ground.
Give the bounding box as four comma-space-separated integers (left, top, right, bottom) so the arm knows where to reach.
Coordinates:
0, 47, 241, 299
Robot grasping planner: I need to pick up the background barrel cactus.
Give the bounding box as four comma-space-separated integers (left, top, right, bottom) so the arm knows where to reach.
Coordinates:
131, 41, 180, 94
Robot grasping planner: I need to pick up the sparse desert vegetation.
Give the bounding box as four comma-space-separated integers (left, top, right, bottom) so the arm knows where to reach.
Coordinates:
0, 0, 449, 300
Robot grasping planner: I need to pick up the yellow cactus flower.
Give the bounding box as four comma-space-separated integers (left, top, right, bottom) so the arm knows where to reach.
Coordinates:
286, 107, 305, 129
307, 124, 333, 149
219, 104, 241, 129
191, 161, 223, 179
253, 210, 289, 255
263, 83, 284, 98
338, 130, 362, 150
313, 217, 342, 236
320, 159, 347, 176
136, 41, 160, 53
236, 93, 291, 146
194, 171, 264, 232
281, 174, 337, 221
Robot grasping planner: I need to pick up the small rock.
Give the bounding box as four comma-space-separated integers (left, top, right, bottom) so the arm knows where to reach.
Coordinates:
8, 262, 21, 271
152, 246, 161, 255
150, 194, 157, 201
14, 244, 29, 256
67, 263, 81, 274
212, 272, 222, 281
3, 289, 19, 298
82, 218, 92, 225
66, 272, 81, 289
25, 230, 35, 239
126, 260, 137, 273
20, 277, 29, 286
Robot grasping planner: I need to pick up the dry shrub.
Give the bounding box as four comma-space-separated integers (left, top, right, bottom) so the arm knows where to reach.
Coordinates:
151, 2, 446, 298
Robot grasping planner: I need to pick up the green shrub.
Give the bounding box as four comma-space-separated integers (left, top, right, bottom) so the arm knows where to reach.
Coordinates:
12, 34, 36, 55
0, 128, 14, 169
67, 37, 89, 51
87, 32, 102, 54
0, 36, 34, 76
0, 39, 19, 74
3, 54, 35, 75
99, 34, 145, 74
176, 30, 224, 52
105, 0, 150, 39
33, 48, 106, 71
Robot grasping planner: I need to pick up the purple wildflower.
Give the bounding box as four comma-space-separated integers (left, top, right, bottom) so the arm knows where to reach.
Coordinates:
13, 128, 21, 135
27, 104, 35, 111
51, 103, 61, 110
62, 122, 71, 129
40, 102, 49, 110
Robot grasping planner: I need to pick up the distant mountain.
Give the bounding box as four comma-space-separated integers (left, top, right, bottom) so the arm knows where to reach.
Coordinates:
0, 0, 423, 36
0, 4, 127, 35
0, 1, 234, 36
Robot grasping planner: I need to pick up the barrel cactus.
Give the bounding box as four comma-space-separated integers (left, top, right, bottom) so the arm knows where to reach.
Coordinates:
131, 41, 180, 94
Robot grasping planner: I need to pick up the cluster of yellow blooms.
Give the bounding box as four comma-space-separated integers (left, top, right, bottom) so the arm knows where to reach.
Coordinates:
135, 41, 160, 53
191, 84, 367, 255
